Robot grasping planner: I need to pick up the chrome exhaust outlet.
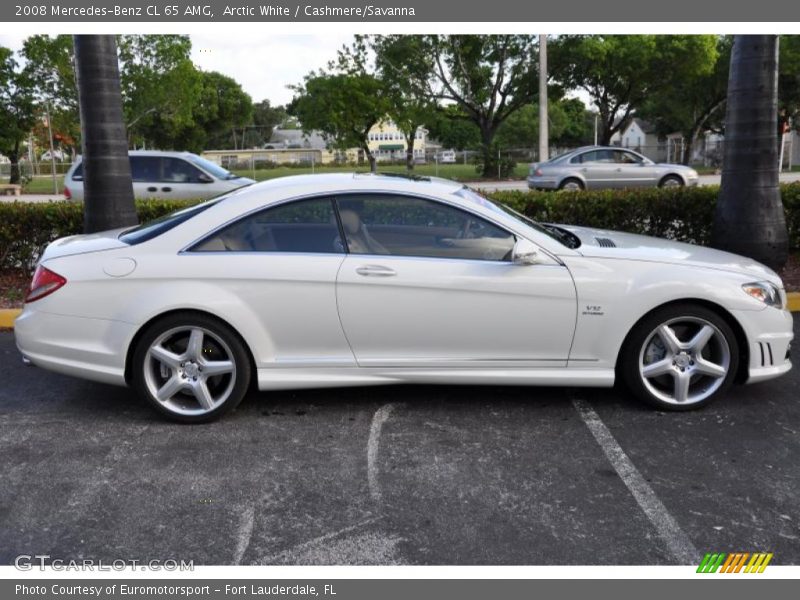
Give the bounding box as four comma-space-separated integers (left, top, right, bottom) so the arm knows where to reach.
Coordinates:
21, 355, 32, 366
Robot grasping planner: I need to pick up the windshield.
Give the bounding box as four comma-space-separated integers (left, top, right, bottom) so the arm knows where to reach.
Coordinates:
454, 187, 573, 247
186, 154, 241, 180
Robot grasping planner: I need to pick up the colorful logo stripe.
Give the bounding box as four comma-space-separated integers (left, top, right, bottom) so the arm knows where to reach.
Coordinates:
697, 552, 773, 573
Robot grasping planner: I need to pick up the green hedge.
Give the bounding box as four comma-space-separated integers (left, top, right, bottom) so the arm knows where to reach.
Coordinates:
2, 184, 800, 273
0, 199, 200, 272
487, 183, 800, 249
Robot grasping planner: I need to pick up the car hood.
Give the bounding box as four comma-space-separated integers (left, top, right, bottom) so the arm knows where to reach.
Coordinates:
553, 224, 781, 283
40, 228, 130, 261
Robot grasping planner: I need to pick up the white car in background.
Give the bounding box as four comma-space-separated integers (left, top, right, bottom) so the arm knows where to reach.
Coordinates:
15, 173, 793, 422
63, 150, 255, 201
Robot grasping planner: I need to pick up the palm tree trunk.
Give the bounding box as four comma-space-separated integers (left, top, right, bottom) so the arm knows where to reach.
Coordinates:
711, 35, 788, 270
73, 35, 137, 233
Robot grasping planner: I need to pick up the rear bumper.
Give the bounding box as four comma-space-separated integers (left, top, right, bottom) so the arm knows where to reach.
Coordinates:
14, 307, 132, 386
527, 176, 559, 190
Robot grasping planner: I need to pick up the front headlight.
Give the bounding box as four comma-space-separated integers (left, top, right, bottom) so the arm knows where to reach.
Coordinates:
742, 281, 784, 308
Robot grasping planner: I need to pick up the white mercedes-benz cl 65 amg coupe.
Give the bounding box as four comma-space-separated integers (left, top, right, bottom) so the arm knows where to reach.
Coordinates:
15, 173, 793, 422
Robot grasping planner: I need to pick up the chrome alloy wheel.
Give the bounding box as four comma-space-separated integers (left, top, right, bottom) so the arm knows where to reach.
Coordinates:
143, 326, 237, 416
638, 317, 731, 406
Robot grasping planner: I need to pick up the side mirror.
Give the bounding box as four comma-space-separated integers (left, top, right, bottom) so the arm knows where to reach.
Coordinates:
512, 238, 540, 265
197, 173, 214, 183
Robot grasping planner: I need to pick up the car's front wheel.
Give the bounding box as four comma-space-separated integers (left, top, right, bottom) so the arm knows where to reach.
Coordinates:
659, 175, 684, 188
132, 313, 251, 423
620, 304, 739, 410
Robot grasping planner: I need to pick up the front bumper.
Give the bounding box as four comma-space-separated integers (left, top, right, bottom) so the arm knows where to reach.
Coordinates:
730, 306, 794, 384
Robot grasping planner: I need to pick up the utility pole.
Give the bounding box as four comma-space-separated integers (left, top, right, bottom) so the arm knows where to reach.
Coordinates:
44, 101, 58, 194
538, 34, 549, 162
594, 114, 599, 146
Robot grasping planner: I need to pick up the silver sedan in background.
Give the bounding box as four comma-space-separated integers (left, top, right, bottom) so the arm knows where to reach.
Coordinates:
528, 146, 700, 191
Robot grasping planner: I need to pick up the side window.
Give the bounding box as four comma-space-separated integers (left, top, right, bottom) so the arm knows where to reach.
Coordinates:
130, 156, 162, 182
162, 157, 206, 183
613, 150, 642, 164
336, 194, 515, 262
191, 197, 342, 254
573, 150, 599, 164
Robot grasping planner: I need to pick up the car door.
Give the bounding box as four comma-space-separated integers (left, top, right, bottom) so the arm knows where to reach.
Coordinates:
130, 155, 166, 199
187, 196, 354, 367
572, 150, 620, 189
334, 193, 577, 368
611, 149, 658, 187
160, 156, 217, 200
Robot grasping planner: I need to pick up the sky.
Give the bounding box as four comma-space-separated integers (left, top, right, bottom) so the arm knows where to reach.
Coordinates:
0, 33, 356, 107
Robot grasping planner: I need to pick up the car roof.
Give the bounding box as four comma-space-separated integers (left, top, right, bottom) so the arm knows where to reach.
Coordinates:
231, 172, 464, 201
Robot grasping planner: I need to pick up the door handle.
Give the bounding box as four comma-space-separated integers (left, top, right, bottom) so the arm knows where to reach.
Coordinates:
161, 186, 172, 192
355, 265, 396, 277
147, 186, 157, 192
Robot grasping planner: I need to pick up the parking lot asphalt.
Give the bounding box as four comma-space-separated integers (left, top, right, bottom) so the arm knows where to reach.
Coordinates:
0, 324, 798, 566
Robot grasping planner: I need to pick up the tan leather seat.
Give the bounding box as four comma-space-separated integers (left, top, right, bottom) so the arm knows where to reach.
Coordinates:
336, 209, 389, 255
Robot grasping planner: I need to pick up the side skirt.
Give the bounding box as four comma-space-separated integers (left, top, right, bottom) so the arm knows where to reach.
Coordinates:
256, 367, 615, 391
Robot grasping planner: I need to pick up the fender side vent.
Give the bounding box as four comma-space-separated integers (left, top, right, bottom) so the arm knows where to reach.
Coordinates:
758, 342, 774, 367
595, 237, 616, 248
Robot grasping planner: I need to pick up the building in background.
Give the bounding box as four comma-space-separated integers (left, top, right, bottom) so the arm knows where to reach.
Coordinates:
201, 121, 431, 168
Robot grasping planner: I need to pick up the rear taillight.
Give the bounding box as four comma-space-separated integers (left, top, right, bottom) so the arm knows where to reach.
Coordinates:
64, 186, 71, 200
26, 265, 67, 303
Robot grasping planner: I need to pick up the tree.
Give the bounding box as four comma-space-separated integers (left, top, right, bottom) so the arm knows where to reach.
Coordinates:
551, 97, 595, 147
73, 35, 137, 233
368, 35, 437, 170
779, 35, 800, 128
184, 71, 253, 151
712, 35, 788, 271
0, 47, 37, 185
117, 35, 202, 148
21, 35, 81, 157
244, 100, 288, 148
550, 35, 655, 145
425, 105, 481, 152
638, 36, 729, 165
291, 72, 389, 172
494, 101, 577, 149
424, 35, 539, 176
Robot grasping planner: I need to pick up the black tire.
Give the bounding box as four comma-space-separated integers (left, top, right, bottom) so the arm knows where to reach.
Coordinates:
131, 312, 252, 423
619, 303, 739, 411
558, 178, 584, 191
659, 175, 684, 188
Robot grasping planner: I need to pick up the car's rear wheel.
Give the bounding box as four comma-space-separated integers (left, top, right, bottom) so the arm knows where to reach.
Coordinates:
659, 175, 684, 188
620, 304, 739, 410
558, 178, 584, 191
132, 313, 251, 423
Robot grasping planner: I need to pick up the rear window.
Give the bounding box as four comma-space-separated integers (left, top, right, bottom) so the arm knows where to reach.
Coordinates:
70, 163, 83, 180
119, 198, 223, 245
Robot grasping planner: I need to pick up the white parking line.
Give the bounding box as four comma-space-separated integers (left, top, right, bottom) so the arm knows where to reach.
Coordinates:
232, 504, 255, 565
367, 403, 401, 503
571, 396, 699, 565
255, 516, 381, 565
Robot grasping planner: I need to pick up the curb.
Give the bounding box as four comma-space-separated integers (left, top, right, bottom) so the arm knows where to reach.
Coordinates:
0, 309, 21, 328
2, 293, 800, 330
789, 292, 800, 313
